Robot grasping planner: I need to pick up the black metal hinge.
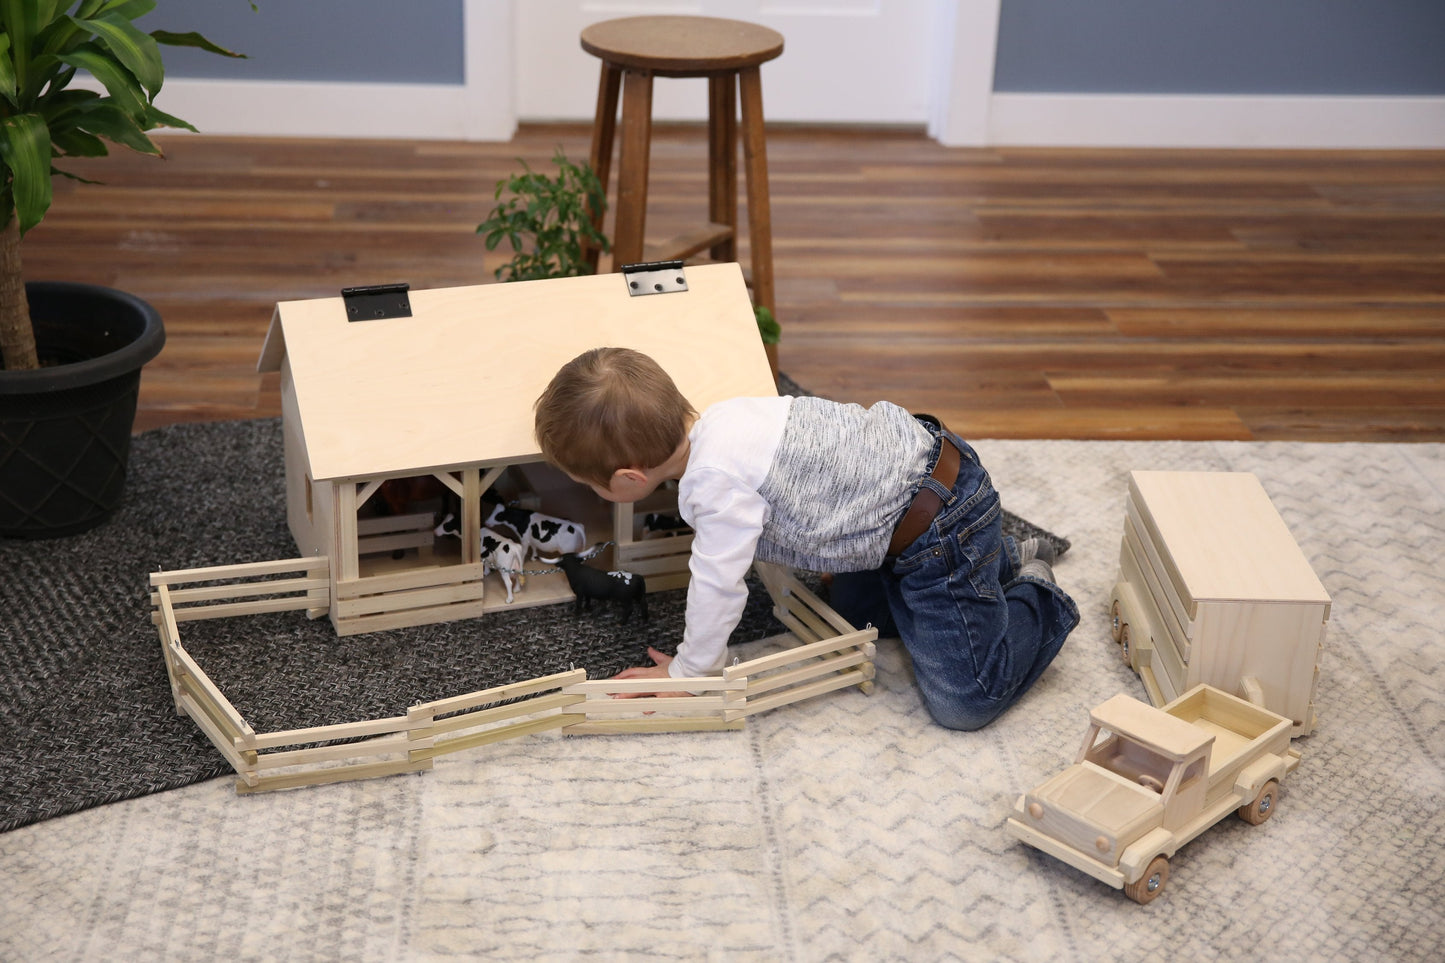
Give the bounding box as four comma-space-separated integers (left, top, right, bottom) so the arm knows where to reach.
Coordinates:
342, 282, 412, 321
621, 261, 687, 297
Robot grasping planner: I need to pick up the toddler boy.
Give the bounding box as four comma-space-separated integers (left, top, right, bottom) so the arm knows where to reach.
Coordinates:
534, 347, 1078, 729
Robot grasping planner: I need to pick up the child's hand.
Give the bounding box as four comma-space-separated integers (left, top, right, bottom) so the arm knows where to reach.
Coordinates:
612, 646, 692, 699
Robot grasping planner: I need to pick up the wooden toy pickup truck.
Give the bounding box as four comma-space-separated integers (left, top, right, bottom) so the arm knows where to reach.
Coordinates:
1006, 685, 1300, 903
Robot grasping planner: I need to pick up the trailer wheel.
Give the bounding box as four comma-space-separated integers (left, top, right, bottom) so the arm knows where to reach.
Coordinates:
1238, 780, 1280, 825
1110, 599, 1123, 642
1118, 623, 1133, 669
1124, 855, 1170, 904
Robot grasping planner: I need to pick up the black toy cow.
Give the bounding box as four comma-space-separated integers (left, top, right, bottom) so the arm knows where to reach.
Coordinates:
542, 552, 649, 622
641, 512, 692, 539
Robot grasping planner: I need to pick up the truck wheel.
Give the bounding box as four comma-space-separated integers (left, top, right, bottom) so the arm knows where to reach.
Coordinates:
1119, 623, 1133, 669
1110, 599, 1123, 642
1124, 855, 1169, 904
1239, 780, 1280, 825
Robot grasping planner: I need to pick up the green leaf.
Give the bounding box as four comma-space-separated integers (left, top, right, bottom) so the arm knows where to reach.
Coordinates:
0, 0, 39, 90
755, 306, 781, 344
150, 29, 246, 60
99, 0, 158, 21
51, 165, 101, 186
73, 99, 161, 154
35, 6, 87, 63
50, 125, 108, 157
0, 36, 16, 107
16, 51, 64, 105
142, 102, 197, 133
60, 41, 148, 119
38, 86, 101, 120
35, 0, 67, 25
0, 113, 54, 235
72, 12, 163, 96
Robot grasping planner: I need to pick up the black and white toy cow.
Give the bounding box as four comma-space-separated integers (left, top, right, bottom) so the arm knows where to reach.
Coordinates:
434, 514, 525, 603
641, 512, 692, 539
541, 552, 648, 622
480, 527, 527, 604
486, 504, 588, 559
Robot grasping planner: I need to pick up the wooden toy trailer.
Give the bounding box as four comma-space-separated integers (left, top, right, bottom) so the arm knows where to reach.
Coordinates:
1109, 470, 1330, 736
254, 262, 773, 635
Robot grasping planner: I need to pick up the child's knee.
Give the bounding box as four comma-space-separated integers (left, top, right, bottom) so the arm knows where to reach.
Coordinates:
919, 687, 1004, 731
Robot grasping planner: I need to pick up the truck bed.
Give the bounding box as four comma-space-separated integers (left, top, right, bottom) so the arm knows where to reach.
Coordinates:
1192, 718, 1252, 778
1162, 686, 1292, 778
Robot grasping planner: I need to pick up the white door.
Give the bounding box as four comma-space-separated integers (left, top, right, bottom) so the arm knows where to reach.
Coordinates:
513, 0, 946, 125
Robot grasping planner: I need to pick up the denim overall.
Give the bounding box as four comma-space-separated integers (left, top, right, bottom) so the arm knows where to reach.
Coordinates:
830, 425, 1079, 730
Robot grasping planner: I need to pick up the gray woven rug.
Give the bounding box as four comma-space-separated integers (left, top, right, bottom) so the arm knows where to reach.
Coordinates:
0, 391, 1067, 833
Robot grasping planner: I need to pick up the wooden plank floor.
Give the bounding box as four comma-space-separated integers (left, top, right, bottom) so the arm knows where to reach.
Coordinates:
19, 124, 1445, 440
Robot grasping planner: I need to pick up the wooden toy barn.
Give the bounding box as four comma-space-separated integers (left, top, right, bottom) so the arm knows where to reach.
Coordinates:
255, 262, 778, 635
148, 263, 878, 794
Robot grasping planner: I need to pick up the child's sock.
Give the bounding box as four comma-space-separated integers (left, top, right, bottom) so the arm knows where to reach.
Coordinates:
1017, 537, 1057, 581
1018, 558, 1056, 582
1018, 536, 1056, 567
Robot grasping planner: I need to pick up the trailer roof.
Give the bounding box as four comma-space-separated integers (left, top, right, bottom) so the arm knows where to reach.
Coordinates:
1128, 470, 1330, 607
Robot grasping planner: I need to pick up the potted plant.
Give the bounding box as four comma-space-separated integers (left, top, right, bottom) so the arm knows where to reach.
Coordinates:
755, 303, 780, 383
0, 2, 242, 538
476, 150, 610, 282
477, 150, 780, 382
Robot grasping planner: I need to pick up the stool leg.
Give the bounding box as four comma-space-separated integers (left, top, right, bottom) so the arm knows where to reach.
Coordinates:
586, 61, 622, 273
708, 73, 738, 263
738, 65, 774, 315
613, 68, 655, 269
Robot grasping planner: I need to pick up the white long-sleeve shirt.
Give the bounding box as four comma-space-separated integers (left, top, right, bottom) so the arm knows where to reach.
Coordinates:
669, 394, 930, 679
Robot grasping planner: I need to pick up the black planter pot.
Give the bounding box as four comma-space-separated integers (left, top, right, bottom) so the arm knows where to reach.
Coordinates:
0, 282, 165, 539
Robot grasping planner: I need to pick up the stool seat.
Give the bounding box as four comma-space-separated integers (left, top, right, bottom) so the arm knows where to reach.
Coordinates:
581, 16, 783, 75
582, 16, 782, 320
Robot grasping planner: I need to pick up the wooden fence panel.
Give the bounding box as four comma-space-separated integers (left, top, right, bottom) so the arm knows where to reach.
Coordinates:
150, 555, 877, 795
151, 557, 330, 623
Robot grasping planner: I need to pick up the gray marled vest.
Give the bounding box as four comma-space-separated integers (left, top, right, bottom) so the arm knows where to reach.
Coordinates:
755, 396, 932, 572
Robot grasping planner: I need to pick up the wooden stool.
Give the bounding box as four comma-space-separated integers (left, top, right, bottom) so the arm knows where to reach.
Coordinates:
581, 15, 784, 315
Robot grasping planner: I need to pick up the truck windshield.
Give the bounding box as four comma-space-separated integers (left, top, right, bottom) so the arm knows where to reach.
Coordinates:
1084, 729, 1174, 792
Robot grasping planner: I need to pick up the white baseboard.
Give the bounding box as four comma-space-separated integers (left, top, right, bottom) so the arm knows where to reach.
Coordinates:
143, 78, 1445, 150
988, 93, 1445, 149
151, 78, 517, 142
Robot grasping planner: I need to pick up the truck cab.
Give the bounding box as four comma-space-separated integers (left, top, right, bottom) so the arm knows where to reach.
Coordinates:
1077, 696, 1212, 833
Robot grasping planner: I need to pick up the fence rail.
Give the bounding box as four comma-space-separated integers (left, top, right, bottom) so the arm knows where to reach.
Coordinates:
150, 556, 330, 623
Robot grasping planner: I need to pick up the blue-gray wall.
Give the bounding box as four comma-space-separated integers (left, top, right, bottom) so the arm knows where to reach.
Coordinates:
149, 1, 1445, 97
146, 0, 465, 85
994, 0, 1445, 95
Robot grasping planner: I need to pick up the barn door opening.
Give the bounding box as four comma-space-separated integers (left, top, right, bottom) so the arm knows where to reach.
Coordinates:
352, 470, 472, 575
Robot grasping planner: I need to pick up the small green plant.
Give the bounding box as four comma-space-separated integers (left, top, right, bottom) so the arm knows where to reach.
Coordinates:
755, 305, 780, 345
476, 150, 610, 282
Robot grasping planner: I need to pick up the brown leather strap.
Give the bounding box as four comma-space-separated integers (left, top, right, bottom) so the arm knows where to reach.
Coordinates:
887, 434, 961, 557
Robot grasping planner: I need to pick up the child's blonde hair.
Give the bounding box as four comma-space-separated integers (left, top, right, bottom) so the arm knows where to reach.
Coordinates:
534, 347, 696, 486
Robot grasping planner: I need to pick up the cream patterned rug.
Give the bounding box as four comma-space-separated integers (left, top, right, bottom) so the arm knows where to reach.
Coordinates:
3, 439, 1441, 962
